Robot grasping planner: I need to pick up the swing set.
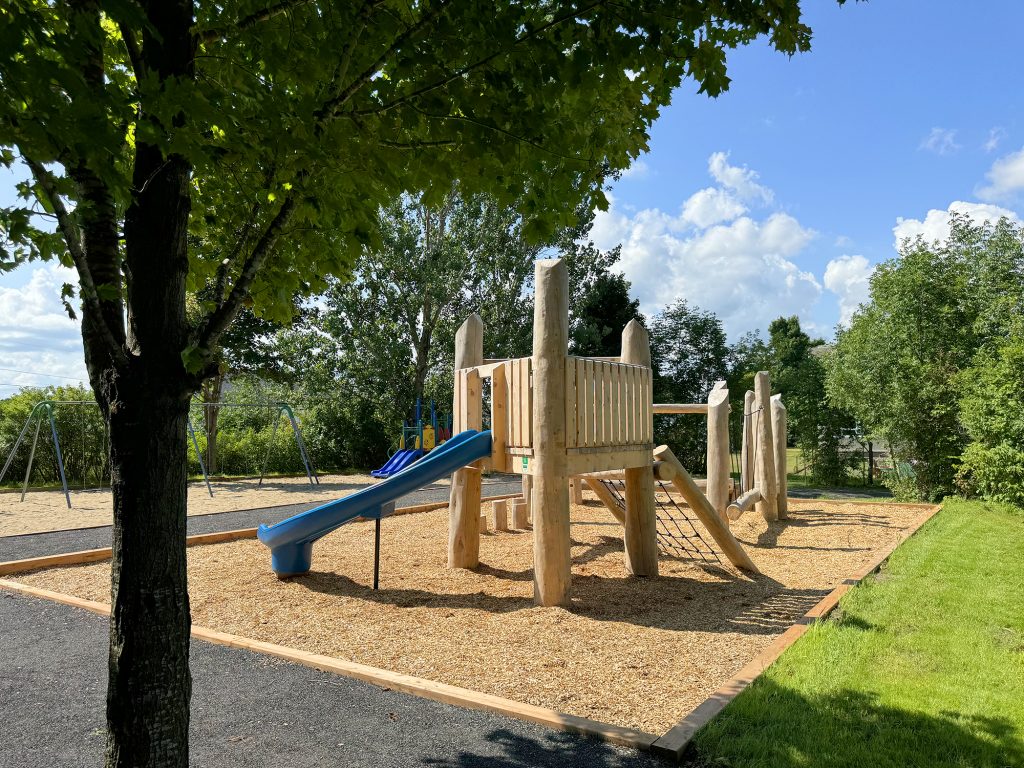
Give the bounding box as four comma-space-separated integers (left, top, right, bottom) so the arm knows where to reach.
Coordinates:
0, 399, 317, 508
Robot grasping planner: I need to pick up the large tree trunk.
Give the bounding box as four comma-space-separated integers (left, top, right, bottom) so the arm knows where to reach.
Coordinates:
104, 381, 192, 767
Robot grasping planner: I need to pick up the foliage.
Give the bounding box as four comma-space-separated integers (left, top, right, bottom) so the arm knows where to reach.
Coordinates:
569, 270, 643, 357
955, 321, 1024, 506
648, 300, 730, 468
827, 215, 1024, 501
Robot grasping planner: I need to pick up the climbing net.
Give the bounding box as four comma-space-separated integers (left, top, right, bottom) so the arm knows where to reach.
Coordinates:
598, 479, 721, 565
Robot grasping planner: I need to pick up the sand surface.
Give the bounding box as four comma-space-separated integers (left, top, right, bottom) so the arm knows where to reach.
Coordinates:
15, 496, 928, 734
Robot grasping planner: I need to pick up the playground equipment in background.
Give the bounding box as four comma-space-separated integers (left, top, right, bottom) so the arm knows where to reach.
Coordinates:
0, 400, 214, 508
193, 400, 318, 490
259, 429, 492, 580
371, 399, 452, 479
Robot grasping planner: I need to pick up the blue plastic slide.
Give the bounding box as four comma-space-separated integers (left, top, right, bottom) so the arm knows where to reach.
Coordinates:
370, 447, 424, 478
258, 430, 491, 576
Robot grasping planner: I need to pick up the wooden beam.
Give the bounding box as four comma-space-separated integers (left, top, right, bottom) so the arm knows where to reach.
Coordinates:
741, 389, 755, 493
652, 403, 708, 415
706, 381, 731, 524
726, 489, 761, 521
771, 394, 789, 520
621, 319, 658, 577
448, 313, 484, 569
492, 499, 509, 532
753, 372, 779, 523
530, 259, 571, 606
652, 445, 759, 573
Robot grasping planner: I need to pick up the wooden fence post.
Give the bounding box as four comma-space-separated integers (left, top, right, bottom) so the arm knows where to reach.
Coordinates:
447, 313, 483, 568
706, 380, 731, 523
753, 371, 779, 522
531, 259, 571, 606
771, 394, 788, 519
621, 319, 658, 577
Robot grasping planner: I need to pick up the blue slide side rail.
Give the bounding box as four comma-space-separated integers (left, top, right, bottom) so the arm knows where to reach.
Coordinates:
258, 430, 491, 576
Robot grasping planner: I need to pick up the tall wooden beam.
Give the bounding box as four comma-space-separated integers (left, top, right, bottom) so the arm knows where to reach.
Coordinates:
753, 371, 779, 522
706, 381, 731, 523
771, 394, 788, 520
740, 389, 755, 493
448, 313, 483, 568
620, 319, 659, 577
531, 259, 571, 606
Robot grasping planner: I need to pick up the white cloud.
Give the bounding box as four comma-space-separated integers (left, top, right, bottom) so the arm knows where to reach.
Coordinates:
893, 200, 1020, 249
679, 187, 747, 229
824, 255, 873, 327
620, 159, 649, 180
983, 126, 1007, 153
707, 152, 773, 204
0, 264, 88, 392
591, 155, 820, 337
919, 127, 961, 156
977, 146, 1024, 202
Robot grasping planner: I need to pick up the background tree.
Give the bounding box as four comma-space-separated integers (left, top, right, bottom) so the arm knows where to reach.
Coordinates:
827, 215, 1024, 500
569, 269, 642, 356
0, 2, 825, 764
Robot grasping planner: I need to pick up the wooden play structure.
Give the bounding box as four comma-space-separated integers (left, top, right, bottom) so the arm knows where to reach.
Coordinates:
446, 258, 789, 606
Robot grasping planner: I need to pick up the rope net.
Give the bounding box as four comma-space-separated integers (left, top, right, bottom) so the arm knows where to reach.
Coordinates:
598, 479, 721, 565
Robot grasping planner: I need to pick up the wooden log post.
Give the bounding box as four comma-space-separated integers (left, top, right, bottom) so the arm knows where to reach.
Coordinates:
653, 445, 759, 573
621, 319, 659, 577
530, 259, 571, 606
706, 380, 731, 524
771, 394, 789, 520
570, 477, 583, 504
492, 499, 509, 532
753, 371, 779, 522
511, 498, 530, 529
447, 313, 483, 569
521, 474, 534, 523
740, 389, 755, 493
726, 488, 762, 521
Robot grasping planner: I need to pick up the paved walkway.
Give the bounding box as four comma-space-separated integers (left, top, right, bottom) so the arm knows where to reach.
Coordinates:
1, 475, 666, 766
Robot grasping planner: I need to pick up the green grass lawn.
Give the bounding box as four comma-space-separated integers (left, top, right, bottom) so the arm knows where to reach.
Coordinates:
688, 498, 1024, 768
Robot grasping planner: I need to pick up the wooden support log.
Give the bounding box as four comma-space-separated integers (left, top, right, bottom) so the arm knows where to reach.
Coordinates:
448, 313, 484, 569
652, 445, 759, 573
771, 394, 788, 520
530, 259, 571, 606
479, 513, 488, 533
741, 390, 755, 493
753, 371, 779, 523
511, 498, 530, 529
492, 499, 509, 532
521, 474, 534, 523
582, 477, 626, 524
706, 381, 731, 525
621, 319, 659, 577
652, 403, 708, 415
570, 477, 583, 504
726, 488, 762, 521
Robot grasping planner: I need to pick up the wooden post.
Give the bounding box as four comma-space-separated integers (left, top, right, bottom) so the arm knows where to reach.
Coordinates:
753, 371, 779, 522
571, 477, 584, 504
448, 313, 483, 569
511, 498, 530, 529
706, 380, 731, 524
653, 445, 759, 573
530, 259, 571, 606
492, 499, 509, 532
771, 394, 788, 520
479, 513, 488, 533
740, 389, 755, 493
620, 319, 658, 577
521, 474, 534, 523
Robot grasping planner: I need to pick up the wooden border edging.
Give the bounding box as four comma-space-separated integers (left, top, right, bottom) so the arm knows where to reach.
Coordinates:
648, 502, 942, 760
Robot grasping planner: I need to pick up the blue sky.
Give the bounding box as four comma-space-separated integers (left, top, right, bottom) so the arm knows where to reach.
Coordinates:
4, 0, 1024, 390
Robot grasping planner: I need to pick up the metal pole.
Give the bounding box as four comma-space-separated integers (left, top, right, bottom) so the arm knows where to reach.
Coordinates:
188, 416, 214, 498
47, 405, 71, 509
20, 417, 43, 502
259, 411, 281, 487
0, 410, 35, 485
373, 517, 381, 590
280, 404, 317, 487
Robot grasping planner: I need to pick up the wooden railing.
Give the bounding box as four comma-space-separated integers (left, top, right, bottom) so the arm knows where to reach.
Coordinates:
565, 356, 651, 451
